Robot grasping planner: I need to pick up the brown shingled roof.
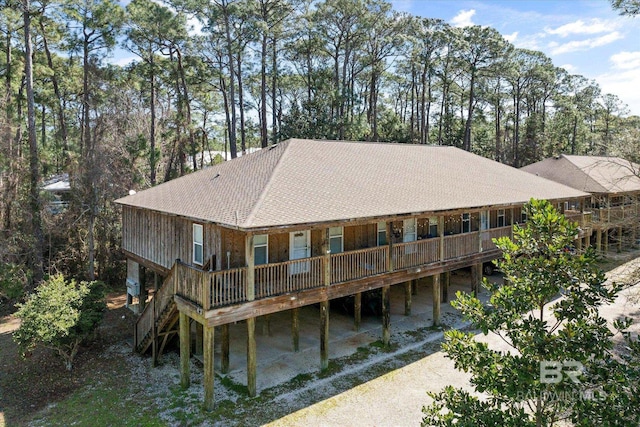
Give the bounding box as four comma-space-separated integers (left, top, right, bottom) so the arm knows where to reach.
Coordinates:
115, 139, 589, 229
521, 155, 640, 195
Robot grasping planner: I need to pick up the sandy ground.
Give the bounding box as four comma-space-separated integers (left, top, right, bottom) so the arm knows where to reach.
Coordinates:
266, 256, 640, 427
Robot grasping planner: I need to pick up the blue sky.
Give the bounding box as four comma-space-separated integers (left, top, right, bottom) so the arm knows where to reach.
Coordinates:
392, 0, 640, 116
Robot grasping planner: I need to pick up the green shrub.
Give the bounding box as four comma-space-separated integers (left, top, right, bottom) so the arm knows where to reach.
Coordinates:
13, 275, 106, 370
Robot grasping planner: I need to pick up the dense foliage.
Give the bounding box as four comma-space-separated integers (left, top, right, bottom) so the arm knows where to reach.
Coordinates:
13, 275, 106, 371
1, 0, 639, 290
422, 199, 639, 426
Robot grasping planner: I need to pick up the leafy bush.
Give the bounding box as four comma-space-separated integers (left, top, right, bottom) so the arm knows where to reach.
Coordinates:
0, 262, 28, 302
13, 275, 106, 371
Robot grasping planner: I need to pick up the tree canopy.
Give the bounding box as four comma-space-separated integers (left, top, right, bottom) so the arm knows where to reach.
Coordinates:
422, 199, 640, 426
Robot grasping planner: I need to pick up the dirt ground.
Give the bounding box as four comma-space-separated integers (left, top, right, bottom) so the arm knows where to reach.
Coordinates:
0, 293, 137, 426
1, 251, 639, 426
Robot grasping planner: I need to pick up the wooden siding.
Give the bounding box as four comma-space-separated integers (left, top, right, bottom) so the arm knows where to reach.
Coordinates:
122, 206, 222, 271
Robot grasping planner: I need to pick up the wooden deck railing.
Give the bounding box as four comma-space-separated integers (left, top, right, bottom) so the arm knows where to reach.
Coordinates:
393, 239, 440, 270
331, 246, 388, 283
135, 264, 177, 348
210, 268, 247, 308
171, 228, 516, 310
443, 232, 479, 260
480, 226, 512, 251
256, 256, 324, 298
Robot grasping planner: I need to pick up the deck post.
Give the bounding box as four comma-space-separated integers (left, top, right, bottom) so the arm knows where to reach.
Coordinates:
320, 300, 329, 370
244, 234, 257, 397
618, 226, 623, 251
247, 317, 257, 397
292, 308, 300, 352
139, 265, 146, 312
151, 293, 158, 367
179, 311, 190, 389
438, 216, 445, 262
262, 315, 272, 336
221, 324, 230, 373
386, 222, 394, 272
471, 263, 481, 297
195, 322, 203, 356
604, 229, 609, 253
203, 324, 215, 412
354, 292, 362, 331
382, 285, 390, 347
596, 228, 602, 254
404, 281, 412, 316
432, 274, 441, 327
442, 271, 450, 303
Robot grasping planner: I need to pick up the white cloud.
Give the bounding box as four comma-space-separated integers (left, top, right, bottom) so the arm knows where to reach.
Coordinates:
549, 31, 624, 55
113, 56, 137, 67
596, 67, 640, 116
610, 51, 640, 70
560, 63, 579, 74
504, 31, 519, 43
545, 19, 616, 37
451, 9, 475, 28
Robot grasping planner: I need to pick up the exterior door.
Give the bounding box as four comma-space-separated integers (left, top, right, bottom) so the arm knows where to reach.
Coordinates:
289, 230, 310, 274
403, 218, 417, 254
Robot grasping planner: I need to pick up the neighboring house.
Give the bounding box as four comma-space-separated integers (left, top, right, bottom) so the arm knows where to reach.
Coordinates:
522, 155, 640, 253
115, 139, 589, 409
42, 173, 71, 214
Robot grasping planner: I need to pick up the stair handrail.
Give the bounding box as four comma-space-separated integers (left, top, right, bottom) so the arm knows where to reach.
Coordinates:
134, 261, 178, 350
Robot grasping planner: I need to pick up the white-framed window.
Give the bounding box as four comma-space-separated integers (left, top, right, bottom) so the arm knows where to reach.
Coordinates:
377, 222, 387, 246
193, 224, 204, 265
462, 213, 471, 233
428, 217, 438, 237
329, 227, 343, 254
254, 234, 268, 265
497, 209, 505, 227
403, 218, 417, 254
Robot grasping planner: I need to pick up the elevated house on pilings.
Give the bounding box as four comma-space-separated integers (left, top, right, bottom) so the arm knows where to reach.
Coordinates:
522, 155, 640, 253
115, 139, 590, 410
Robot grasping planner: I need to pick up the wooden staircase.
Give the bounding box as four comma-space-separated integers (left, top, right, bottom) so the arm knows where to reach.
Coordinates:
134, 264, 179, 355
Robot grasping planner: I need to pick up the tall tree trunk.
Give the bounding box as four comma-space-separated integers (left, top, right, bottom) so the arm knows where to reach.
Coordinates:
149, 52, 157, 185
222, 1, 237, 158
260, 32, 268, 148
39, 20, 69, 166
463, 70, 476, 152
23, 0, 44, 287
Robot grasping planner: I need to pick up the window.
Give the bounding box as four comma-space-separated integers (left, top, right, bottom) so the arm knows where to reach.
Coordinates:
377, 222, 387, 246
329, 227, 343, 254
428, 217, 438, 237
462, 213, 471, 233
193, 224, 203, 265
521, 211, 528, 223
497, 209, 505, 227
254, 234, 268, 265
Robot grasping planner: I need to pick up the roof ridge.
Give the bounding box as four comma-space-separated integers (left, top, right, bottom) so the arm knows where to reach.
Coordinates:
242, 141, 292, 228
563, 156, 610, 193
